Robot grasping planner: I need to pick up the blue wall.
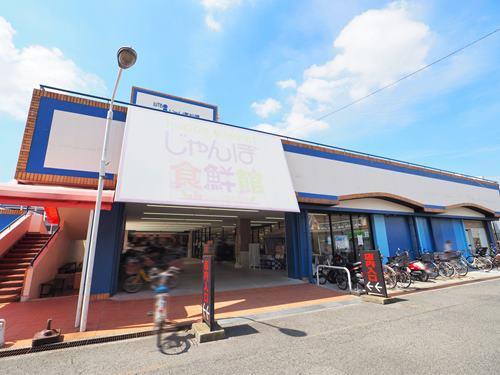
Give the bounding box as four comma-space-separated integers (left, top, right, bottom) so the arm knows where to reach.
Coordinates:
430, 218, 468, 252
91, 203, 125, 295
415, 217, 434, 253
0, 214, 21, 233
285, 212, 312, 281
385, 216, 414, 257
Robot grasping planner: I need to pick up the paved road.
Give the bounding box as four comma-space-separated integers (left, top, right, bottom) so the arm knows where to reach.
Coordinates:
3, 279, 500, 374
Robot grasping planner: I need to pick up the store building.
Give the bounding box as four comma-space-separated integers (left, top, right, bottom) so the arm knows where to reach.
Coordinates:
0, 86, 499, 301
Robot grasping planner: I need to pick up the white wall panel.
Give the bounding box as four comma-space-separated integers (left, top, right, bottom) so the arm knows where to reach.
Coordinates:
44, 110, 124, 174
336, 198, 414, 213
285, 151, 500, 211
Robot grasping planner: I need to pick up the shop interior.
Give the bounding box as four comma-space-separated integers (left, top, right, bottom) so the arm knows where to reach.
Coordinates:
116, 203, 299, 298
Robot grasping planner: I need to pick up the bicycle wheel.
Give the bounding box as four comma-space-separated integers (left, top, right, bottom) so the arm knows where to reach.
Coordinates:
419, 271, 429, 282
383, 266, 397, 289
314, 272, 327, 285
397, 270, 412, 288
426, 263, 439, 279
327, 270, 338, 284
335, 273, 348, 290
438, 262, 454, 278
479, 258, 493, 272
455, 260, 468, 277
156, 320, 164, 348
123, 275, 144, 293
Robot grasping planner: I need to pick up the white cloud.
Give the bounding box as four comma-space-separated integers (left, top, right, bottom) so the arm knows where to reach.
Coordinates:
253, 1, 432, 138
205, 14, 222, 32
201, 0, 241, 32
0, 16, 105, 121
277, 79, 297, 89
251, 98, 282, 118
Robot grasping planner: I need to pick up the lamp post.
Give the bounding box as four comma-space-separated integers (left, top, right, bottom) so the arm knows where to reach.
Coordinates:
78, 47, 137, 332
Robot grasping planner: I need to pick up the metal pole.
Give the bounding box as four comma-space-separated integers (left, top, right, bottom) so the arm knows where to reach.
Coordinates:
75, 209, 94, 327
80, 67, 122, 332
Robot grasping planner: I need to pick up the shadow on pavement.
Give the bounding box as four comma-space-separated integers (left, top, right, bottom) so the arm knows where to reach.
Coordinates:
158, 330, 193, 356
225, 317, 307, 338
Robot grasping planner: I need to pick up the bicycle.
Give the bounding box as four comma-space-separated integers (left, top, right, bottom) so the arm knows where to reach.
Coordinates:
383, 264, 398, 289
151, 268, 183, 347
466, 252, 493, 272
123, 258, 180, 293
418, 252, 439, 279
387, 255, 412, 288
446, 251, 468, 277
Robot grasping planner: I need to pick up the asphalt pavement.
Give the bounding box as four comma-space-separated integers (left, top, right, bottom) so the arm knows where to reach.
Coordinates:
2, 279, 500, 375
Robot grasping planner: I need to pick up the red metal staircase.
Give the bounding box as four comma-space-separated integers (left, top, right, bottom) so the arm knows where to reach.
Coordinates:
0, 233, 52, 303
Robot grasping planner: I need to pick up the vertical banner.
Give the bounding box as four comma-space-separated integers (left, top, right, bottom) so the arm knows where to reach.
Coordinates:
201, 255, 215, 330
360, 250, 388, 298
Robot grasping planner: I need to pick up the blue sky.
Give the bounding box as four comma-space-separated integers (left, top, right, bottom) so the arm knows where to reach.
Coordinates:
0, 0, 499, 183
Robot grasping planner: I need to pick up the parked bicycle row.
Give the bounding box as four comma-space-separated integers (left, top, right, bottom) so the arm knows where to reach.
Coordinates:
314, 245, 500, 292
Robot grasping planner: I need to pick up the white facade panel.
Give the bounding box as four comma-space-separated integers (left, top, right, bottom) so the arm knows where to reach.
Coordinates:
44, 110, 125, 174
115, 107, 299, 212
336, 198, 414, 213
439, 207, 485, 218
285, 151, 500, 211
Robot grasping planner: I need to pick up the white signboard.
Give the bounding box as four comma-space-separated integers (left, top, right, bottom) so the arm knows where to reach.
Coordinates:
115, 106, 299, 212
334, 235, 349, 250
131, 87, 218, 121
44, 110, 124, 174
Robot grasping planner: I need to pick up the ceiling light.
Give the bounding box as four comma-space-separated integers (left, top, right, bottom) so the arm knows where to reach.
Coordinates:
146, 204, 259, 212
265, 217, 285, 220
141, 217, 222, 222
143, 212, 237, 218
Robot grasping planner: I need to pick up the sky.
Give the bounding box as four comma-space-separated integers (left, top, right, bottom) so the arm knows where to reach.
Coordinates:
0, 0, 499, 183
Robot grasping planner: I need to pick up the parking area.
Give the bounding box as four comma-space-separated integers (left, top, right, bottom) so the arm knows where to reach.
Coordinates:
317, 268, 500, 296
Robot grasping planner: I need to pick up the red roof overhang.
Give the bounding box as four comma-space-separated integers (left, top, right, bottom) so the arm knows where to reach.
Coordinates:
0, 183, 115, 210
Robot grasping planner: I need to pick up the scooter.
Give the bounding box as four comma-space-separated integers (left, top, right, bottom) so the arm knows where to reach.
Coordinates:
406, 259, 429, 282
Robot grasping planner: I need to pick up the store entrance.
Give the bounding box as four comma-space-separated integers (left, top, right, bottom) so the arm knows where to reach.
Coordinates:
116, 203, 292, 298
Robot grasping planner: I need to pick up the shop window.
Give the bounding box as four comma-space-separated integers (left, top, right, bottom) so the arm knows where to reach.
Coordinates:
493, 221, 500, 244
308, 214, 332, 265
330, 213, 356, 263
464, 220, 489, 250
351, 214, 374, 253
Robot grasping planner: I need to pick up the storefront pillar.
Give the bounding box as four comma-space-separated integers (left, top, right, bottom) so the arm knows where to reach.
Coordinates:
187, 231, 193, 258
285, 212, 312, 281
485, 221, 496, 247
235, 218, 251, 268
90, 202, 125, 296
371, 215, 390, 262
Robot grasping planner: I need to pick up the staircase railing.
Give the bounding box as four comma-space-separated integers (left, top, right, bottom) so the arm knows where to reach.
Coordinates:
0, 209, 29, 237
29, 226, 62, 267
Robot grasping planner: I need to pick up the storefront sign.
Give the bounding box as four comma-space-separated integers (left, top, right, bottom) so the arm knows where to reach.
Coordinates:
360, 250, 388, 298
131, 86, 218, 121
115, 106, 300, 212
201, 255, 215, 331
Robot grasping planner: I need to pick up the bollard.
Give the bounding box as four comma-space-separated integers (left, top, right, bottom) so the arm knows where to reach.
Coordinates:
0, 319, 5, 348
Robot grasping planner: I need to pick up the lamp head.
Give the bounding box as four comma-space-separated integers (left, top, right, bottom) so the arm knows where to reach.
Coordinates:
117, 47, 137, 69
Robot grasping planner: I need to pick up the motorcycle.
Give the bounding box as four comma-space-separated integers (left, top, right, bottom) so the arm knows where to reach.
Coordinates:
407, 259, 430, 282
391, 251, 430, 282
335, 261, 365, 293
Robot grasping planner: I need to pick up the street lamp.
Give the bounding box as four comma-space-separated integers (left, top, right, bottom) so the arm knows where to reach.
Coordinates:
77, 47, 137, 332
